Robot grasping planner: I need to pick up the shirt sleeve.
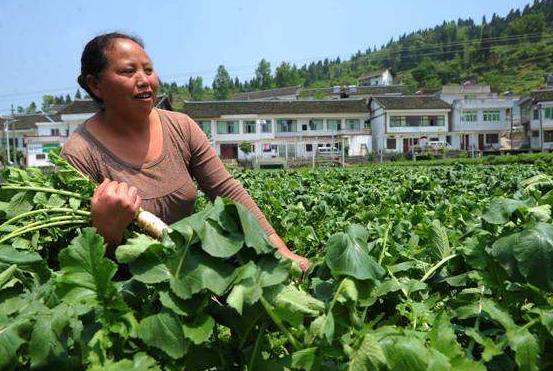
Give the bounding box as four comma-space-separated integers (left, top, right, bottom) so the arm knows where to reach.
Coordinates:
185, 116, 277, 237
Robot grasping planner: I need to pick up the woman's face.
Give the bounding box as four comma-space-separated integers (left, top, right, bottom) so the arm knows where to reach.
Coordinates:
88, 38, 160, 115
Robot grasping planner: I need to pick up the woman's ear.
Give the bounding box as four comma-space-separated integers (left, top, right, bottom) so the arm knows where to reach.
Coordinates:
86, 74, 102, 100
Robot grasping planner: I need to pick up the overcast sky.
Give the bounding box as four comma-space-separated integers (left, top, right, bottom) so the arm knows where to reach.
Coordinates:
0, 0, 533, 113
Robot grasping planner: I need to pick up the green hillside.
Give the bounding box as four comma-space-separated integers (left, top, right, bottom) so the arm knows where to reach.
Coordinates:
162, 0, 553, 105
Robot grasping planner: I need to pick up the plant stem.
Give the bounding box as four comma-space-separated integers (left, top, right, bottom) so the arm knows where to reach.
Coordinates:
238, 310, 264, 350
0, 219, 88, 244
259, 296, 301, 351
378, 221, 392, 265
0, 208, 90, 229
1, 215, 86, 241
1, 185, 87, 200
247, 321, 268, 370
421, 254, 457, 283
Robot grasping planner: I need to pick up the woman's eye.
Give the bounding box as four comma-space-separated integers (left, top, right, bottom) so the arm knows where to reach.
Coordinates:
121, 69, 134, 75
144, 68, 153, 75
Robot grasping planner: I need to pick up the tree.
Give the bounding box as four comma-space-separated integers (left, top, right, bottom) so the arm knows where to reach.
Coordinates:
239, 142, 253, 157
75, 89, 82, 99
16, 106, 24, 114
274, 62, 301, 88
41, 95, 55, 112
188, 76, 204, 101
255, 59, 273, 90
26, 102, 37, 114
212, 65, 231, 100
65, 94, 72, 104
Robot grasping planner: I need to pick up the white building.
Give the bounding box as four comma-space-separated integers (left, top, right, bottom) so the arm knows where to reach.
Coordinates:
358, 69, 395, 87
440, 84, 520, 151
523, 90, 553, 151
369, 95, 451, 153
181, 99, 372, 160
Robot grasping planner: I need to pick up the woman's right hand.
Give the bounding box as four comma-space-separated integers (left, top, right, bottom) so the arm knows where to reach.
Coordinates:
91, 179, 141, 248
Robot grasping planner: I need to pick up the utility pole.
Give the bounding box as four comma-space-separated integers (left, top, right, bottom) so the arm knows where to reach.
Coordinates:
539, 103, 544, 152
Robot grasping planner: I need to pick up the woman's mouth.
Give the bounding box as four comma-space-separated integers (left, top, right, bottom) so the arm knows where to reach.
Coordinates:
134, 92, 153, 100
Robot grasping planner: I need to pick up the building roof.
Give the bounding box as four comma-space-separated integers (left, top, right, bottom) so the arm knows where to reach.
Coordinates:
301, 85, 406, 98
232, 86, 301, 100
358, 69, 391, 80
531, 89, 553, 103
370, 95, 451, 110
181, 99, 369, 119
58, 99, 100, 115
441, 84, 492, 95
58, 96, 173, 115
6, 113, 62, 130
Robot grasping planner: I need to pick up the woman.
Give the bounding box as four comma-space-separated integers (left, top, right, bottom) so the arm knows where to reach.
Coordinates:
61, 32, 309, 271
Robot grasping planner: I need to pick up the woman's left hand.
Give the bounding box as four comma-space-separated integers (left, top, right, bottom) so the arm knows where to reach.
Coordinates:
268, 233, 310, 272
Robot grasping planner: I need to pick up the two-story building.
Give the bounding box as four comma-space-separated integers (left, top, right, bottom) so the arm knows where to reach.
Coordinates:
369, 95, 451, 153
440, 84, 520, 151
358, 69, 395, 87
525, 89, 553, 151
181, 99, 372, 159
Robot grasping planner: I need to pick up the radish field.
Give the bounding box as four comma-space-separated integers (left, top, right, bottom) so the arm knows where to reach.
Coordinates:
2, 157, 553, 370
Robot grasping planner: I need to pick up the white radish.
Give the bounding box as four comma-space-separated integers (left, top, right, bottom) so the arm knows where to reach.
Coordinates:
135, 208, 172, 240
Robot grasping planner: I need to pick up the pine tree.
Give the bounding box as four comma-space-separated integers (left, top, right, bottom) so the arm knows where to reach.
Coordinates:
212, 65, 231, 100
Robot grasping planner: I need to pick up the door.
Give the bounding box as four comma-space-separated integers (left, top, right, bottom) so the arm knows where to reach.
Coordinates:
403, 138, 409, 153
478, 134, 484, 151
220, 144, 238, 159
463, 134, 470, 150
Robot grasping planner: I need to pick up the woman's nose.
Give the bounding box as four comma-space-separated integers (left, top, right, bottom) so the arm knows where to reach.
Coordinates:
135, 70, 149, 86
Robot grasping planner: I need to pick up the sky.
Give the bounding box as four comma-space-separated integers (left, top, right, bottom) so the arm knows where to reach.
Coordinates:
0, 0, 534, 114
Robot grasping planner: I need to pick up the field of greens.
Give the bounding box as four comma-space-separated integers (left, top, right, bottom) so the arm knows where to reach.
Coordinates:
2, 156, 553, 370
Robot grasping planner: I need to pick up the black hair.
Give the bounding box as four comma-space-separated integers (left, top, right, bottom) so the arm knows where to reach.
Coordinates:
77, 32, 144, 103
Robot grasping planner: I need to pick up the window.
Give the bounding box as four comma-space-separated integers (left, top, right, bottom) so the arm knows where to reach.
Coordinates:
243, 120, 256, 134
36, 154, 46, 160
346, 119, 361, 130
51, 128, 60, 136
309, 119, 323, 131
216, 121, 238, 134
260, 120, 272, 133
534, 109, 540, 120
532, 130, 540, 138
545, 107, 553, 120
276, 119, 297, 133
486, 134, 499, 144
386, 138, 396, 149
305, 144, 313, 152
198, 120, 211, 136
483, 111, 500, 122
446, 136, 451, 144
327, 119, 341, 131
390, 116, 405, 127
545, 131, 553, 143
461, 111, 478, 122
430, 137, 439, 141
302, 124, 308, 131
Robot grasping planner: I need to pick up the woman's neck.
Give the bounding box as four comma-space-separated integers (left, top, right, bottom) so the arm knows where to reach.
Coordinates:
101, 108, 154, 137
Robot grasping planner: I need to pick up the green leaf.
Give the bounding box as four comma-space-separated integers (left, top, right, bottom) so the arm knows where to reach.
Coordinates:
182, 314, 215, 345
90, 352, 160, 371
482, 198, 529, 225
490, 223, 553, 290
0, 317, 26, 370
57, 228, 122, 310
347, 332, 386, 371
380, 336, 428, 371
47, 193, 66, 208
235, 201, 273, 254
139, 313, 187, 359
115, 234, 161, 264
168, 245, 236, 300
265, 284, 325, 318
291, 347, 318, 370
116, 234, 170, 284
69, 197, 81, 210
428, 312, 462, 359
6, 192, 33, 218
198, 219, 243, 258
0, 265, 17, 288
325, 224, 385, 281
430, 220, 451, 259
508, 328, 540, 371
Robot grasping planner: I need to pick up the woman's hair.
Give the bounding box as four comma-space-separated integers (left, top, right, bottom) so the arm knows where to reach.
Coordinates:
77, 32, 144, 103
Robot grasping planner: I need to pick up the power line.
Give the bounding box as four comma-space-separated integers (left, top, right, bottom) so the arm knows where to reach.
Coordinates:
1, 31, 552, 102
